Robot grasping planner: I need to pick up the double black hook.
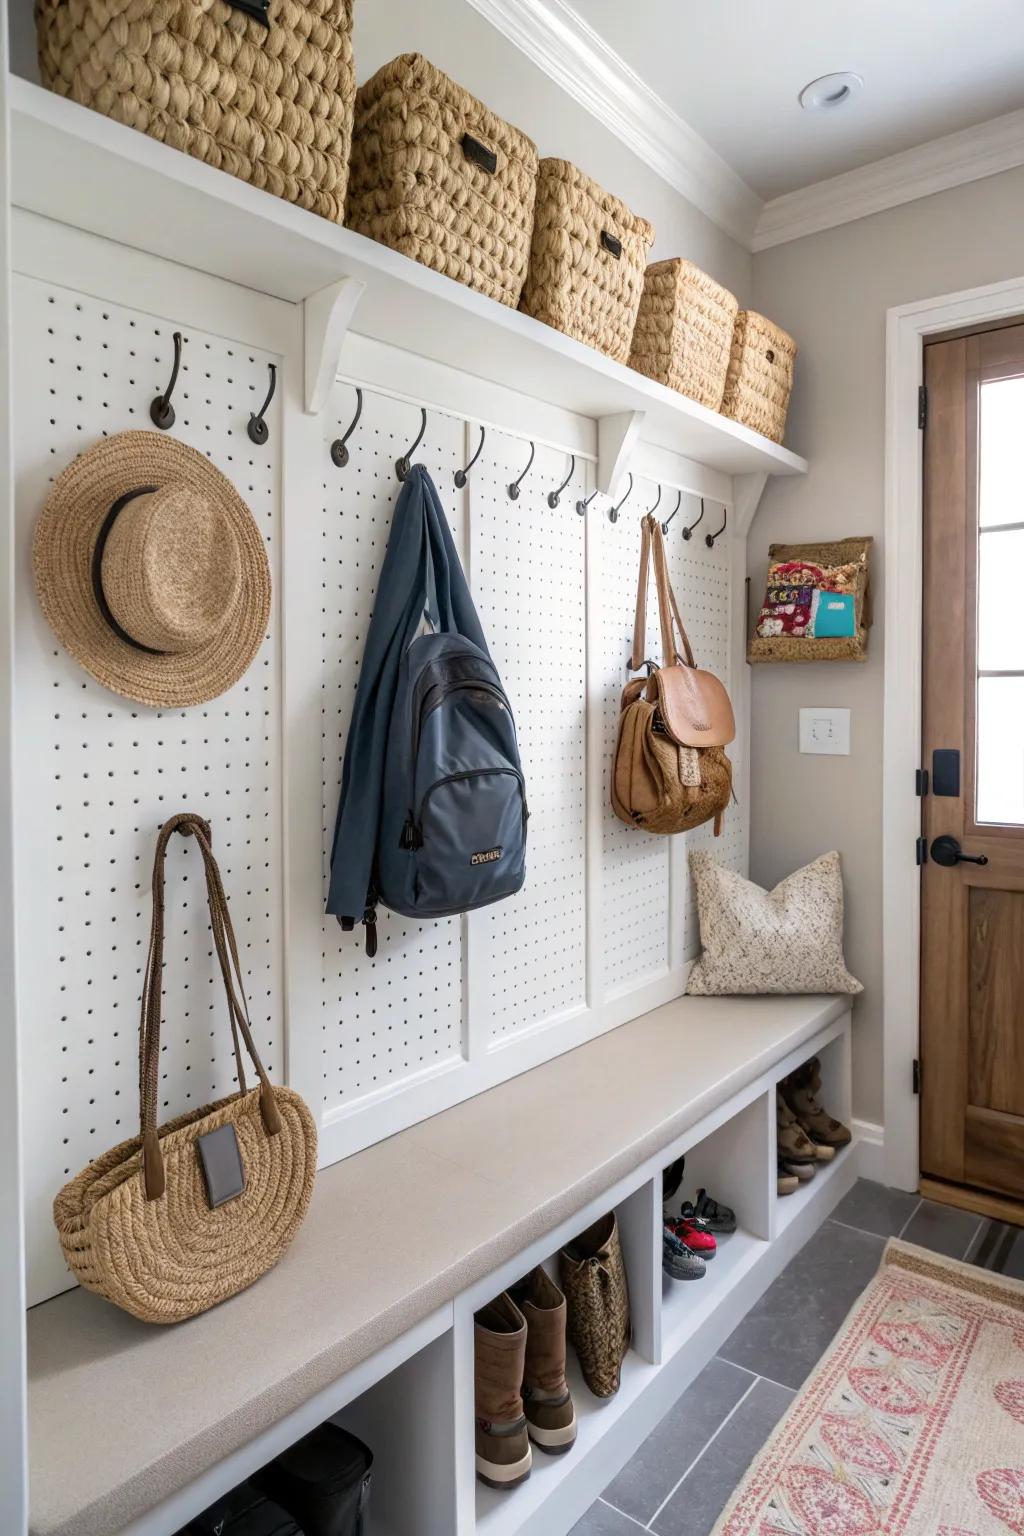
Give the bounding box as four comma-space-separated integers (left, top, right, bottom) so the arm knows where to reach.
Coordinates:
608, 473, 634, 524
705, 506, 728, 546
548, 455, 576, 509
331, 387, 363, 468
576, 489, 599, 517
508, 441, 535, 501
396, 408, 427, 481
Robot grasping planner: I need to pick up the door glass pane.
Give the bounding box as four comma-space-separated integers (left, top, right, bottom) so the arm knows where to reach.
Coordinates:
978, 529, 1024, 670
977, 676, 1024, 825
979, 377, 1024, 528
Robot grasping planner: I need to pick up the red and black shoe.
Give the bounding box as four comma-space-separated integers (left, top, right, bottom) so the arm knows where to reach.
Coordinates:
666, 1214, 717, 1259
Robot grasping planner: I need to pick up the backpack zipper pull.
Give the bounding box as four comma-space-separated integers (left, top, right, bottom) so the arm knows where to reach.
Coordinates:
399, 816, 422, 850
362, 905, 378, 958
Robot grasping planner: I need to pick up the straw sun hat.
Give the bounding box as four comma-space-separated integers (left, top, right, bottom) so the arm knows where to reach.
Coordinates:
33, 431, 271, 709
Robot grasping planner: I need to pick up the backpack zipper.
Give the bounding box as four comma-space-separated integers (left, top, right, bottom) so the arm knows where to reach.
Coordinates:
412, 676, 511, 763
400, 766, 528, 851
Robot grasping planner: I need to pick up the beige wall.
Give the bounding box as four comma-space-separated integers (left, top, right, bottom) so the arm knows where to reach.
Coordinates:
352, 0, 751, 297
750, 166, 1024, 1127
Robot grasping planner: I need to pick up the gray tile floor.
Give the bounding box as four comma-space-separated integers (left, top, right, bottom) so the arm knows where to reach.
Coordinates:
571, 1180, 999, 1536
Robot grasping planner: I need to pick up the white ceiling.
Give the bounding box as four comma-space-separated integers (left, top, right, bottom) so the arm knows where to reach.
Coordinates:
576, 0, 1024, 199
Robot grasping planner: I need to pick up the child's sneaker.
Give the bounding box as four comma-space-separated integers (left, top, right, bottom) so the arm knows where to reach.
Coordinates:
667, 1214, 717, 1259
662, 1224, 707, 1281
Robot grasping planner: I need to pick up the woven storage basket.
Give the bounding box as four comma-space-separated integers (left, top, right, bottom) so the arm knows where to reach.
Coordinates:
520, 159, 654, 363
748, 537, 873, 664
628, 258, 738, 410
346, 54, 538, 308
721, 310, 797, 443
559, 1211, 631, 1398
35, 0, 355, 222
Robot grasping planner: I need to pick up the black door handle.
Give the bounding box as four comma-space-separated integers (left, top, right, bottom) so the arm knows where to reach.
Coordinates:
930, 834, 988, 867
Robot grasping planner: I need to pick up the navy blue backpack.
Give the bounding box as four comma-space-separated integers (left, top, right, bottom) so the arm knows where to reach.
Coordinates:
328, 466, 527, 953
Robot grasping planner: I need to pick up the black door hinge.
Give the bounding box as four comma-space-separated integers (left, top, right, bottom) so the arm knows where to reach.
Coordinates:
912, 1058, 921, 1095
918, 384, 927, 429
916, 835, 928, 866
915, 767, 929, 796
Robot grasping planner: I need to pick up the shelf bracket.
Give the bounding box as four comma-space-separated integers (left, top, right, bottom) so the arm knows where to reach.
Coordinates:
732, 472, 770, 539
597, 410, 645, 496
303, 277, 365, 415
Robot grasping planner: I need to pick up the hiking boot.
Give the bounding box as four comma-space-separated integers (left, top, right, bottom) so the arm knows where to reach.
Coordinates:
781, 1058, 852, 1149
519, 1268, 577, 1457
777, 1163, 799, 1197
474, 1293, 532, 1490
663, 1224, 707, 1280
692, 1189, 737, 1234
777, 1090, 824, 1163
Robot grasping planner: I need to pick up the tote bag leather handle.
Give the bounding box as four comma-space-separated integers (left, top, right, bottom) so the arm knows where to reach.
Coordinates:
630, 514, 695, 671
139, 812, 281, 1201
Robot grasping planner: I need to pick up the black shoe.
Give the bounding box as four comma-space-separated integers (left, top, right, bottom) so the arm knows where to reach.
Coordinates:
251, 1421, 372, 1536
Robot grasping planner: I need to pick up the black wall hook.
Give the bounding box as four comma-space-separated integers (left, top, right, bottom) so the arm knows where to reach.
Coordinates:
150, 331, 182, 431
705, 505, 728, 547
646, 484, 662, 517
548, 454, 576, 509
330, 387, 363, 468
247, 363, 277, 446
455, 425, 485, 488
576, 488, 599, 517
683, 498, 706, 541
661, 489, 683, 535
507, 440, 535, 500
396, 408, 427, 481
609, 472, 634, 524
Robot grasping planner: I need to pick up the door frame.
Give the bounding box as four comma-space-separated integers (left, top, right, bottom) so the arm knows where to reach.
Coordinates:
883, 273, 1024, 1192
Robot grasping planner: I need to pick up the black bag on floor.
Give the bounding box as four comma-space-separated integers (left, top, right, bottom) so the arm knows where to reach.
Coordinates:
251, 1420, 373, 1536
181, 1481, 298, 1535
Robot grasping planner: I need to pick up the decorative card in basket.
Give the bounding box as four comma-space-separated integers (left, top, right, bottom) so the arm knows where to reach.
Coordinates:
748, 538, 873, 663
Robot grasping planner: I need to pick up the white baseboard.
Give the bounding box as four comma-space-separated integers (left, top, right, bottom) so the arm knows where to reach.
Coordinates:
853, 1119, 885, 1183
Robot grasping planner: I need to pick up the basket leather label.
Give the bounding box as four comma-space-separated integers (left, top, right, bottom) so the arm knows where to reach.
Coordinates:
601, 230, 623, 259
197, 1123, 246, 1209
470, 847, 502, 866
226, 0, 271, 28
461, 134, 498, 175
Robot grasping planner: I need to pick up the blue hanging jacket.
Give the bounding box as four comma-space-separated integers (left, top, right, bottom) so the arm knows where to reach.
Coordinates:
327, 465, 527, 951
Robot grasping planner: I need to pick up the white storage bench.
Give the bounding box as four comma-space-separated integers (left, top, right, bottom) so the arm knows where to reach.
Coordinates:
28, 993, 856, 1536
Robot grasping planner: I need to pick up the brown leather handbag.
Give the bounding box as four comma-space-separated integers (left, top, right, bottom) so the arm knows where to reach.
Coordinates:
611, 515, 735, 835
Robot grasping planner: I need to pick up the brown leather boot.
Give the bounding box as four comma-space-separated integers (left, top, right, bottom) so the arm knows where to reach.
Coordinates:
782, 1058, 851, 1149
777, 1091, 831, 1163
474, 1293, 532, 1490
520, 1268, 577, 1457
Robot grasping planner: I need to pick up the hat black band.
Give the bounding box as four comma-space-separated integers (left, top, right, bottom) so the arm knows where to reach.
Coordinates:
91, 487, 166, 656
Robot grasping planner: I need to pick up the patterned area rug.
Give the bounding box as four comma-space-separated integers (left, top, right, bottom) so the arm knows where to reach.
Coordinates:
712, 1238, 1024, 1535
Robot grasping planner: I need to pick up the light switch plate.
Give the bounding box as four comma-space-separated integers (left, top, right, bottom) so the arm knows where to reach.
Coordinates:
799, 707, 851, 755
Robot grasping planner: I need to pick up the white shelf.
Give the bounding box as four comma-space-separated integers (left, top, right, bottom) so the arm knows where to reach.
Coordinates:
775, 1143, 854, 1235
661, 1228, 769, 1359
8, 77, 808, 479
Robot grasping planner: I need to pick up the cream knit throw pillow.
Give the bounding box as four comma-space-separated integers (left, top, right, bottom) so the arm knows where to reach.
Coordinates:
686, 850, 862, 995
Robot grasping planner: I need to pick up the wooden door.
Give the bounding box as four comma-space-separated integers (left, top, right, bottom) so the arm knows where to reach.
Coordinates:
920, 323, 1024, 1210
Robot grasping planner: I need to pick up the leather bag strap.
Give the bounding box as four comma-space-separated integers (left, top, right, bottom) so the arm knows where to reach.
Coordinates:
139, 812, 282, 1201
631, 515, 696, 670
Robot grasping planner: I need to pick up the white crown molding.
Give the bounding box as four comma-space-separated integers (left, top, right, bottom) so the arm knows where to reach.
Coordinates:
754, 108, 1024, 251
462, 0, 763, 249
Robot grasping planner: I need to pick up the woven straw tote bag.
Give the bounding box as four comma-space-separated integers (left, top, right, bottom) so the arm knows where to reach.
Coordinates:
53, 812, 317, 1323
559, 1212, 631, 1399
346, 54, 538, 308
628, 258, 739, 411
36, 0, 355, 222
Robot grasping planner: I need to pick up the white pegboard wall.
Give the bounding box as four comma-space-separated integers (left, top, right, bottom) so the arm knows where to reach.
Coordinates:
13, 276, 283, 1305
469, 432, 588, 1044
318, 393, 467, 1106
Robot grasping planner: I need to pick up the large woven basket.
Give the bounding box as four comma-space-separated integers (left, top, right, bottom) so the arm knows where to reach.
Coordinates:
35, 0, 355, 222
628, 258, 738, 410
721, 310, 797, 443
346, 54, 538, 308
520, 159, 654, 363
